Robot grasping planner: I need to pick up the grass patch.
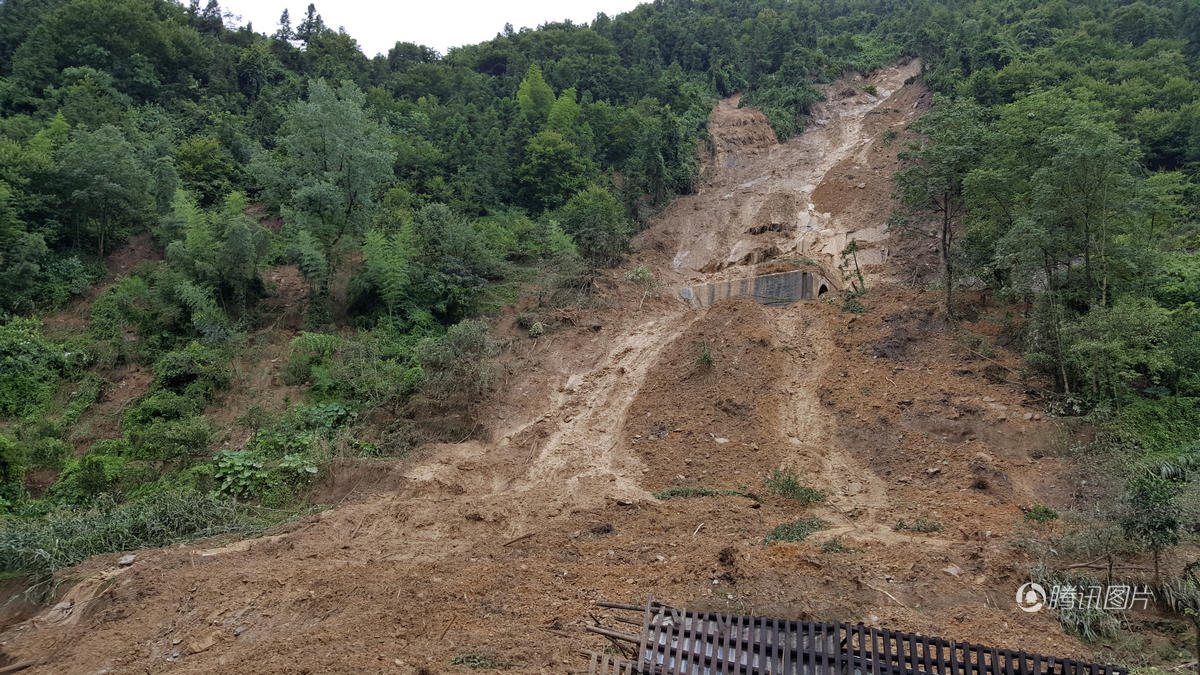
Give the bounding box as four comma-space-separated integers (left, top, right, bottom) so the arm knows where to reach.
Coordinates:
763, 517, 825, 545
449, 653, 511, 669
654, 485, 750, 500
819, 538, 864, 553
764, 468, 823, 504
0, 492, 294, 578
895, 517, 944, 533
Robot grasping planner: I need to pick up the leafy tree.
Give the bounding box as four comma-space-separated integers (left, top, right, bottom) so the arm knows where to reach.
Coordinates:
252, 79, 395, 251
55, 124, 153, 259
892, 97, 985, 319
554, 185, 630, 265
173, 136, 235, 206
1123, 475, 1181, 585
517, 130, 593, 212
296, 3, 325, 46
516, 63, 554, 126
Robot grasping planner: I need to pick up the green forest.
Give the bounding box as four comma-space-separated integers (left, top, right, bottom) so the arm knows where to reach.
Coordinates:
0, 0, 1197, 642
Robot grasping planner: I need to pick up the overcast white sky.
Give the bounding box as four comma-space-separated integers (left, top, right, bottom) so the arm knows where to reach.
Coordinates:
219, 0, 645, 57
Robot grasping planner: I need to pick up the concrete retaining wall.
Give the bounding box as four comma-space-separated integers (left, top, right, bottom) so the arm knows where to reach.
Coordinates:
679, 270, 831, 308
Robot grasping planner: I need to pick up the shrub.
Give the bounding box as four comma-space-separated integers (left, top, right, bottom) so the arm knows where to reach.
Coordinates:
48, 454, 128, 504
26, 437, 70, 470
214, 450, 319, 502
0, 492, 279, 577
417, 320, 501, 404
449, 653, 511, 669
288, 329, 424, 408
124, 390, 203, 428
1024, 504, 1059, 523
0, 434, 26, 503
763, 517, 825, 545
0, 318, 66, 417
245, 428, 315, 459
694, 341, 714, 370
128, 416, 212, 461
1034, 571, 1121, 642
152, 342, 229, 398
764, 468, 824, 504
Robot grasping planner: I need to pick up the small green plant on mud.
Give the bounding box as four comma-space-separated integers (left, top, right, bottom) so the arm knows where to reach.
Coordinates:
450, 653, 511, 669
1024, 504, 1059, 523
654, 485, 751, 500
764, 468, 823, 504
763, 517, 825, 545
693, 341, 714, 370
895, 517, 943, 533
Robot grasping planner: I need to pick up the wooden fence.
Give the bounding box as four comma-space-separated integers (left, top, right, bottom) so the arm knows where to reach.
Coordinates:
584, 599, 1126, 675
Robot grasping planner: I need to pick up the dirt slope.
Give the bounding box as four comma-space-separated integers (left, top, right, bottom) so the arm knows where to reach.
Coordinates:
1, 62, 1113, 673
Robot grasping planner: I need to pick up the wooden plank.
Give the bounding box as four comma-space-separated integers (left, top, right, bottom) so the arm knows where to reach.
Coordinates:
668, 605, 685, 675
637, 597, 654, 672
714, 610, 731, 675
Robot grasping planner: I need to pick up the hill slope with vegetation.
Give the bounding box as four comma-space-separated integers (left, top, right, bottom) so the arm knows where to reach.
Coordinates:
0, 0, 1197, 664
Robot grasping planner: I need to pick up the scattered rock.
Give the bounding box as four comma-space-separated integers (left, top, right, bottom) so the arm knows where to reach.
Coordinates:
926, 467, 941, 476
187, 631, 219, 654
233, 625, 248, 637
117, 554, 136, 567
942, 565, 963, 577
713, 437, 730, 444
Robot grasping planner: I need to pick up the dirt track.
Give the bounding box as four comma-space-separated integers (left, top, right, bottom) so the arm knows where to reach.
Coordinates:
1, 62, 1111, 673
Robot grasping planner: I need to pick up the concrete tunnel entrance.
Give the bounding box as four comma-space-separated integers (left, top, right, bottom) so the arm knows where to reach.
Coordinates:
678, 270, 834, 308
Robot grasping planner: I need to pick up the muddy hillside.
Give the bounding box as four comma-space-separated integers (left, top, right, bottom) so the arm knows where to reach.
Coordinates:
3, 61, 1111, 673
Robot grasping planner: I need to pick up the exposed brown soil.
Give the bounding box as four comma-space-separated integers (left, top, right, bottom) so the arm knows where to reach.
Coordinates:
0, 62, 1141, 672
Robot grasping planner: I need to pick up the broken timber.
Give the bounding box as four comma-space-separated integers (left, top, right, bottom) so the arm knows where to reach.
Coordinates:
583, 598, 1127, 675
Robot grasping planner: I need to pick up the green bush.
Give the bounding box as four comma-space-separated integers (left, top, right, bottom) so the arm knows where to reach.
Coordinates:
48, 454, 128, 504
124, 390, 203, 428
214, 450, 319, 502
1024, 504, 1059, 523
245, 428, 315, 459
25, 437, 70, 470
151, 342, 229, 398
417, 320, 501, 404
0, 435, 26, 504
0, 492, 279, 577
553, 186, 631, 266
0, 318, 66, 417
128, 416, 212, 461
